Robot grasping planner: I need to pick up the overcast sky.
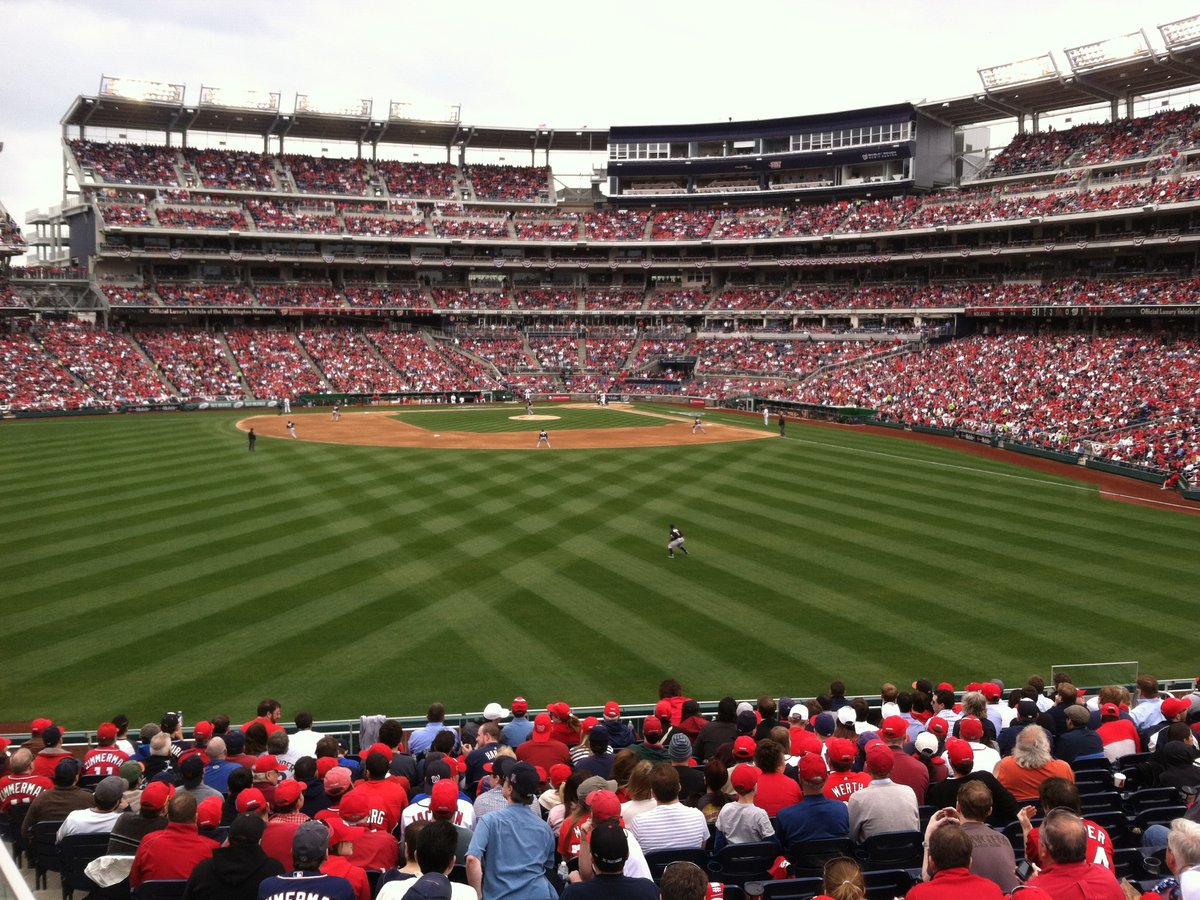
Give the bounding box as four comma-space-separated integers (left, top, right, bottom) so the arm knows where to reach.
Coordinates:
3, 0, 1199, 249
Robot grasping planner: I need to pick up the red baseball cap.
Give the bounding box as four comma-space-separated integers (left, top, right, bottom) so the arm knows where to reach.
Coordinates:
790, 728, 822, 758
1100, 702, 1120, 719
316, 757, 340, 778
798, 753, 829, 784
880, 716, 908, 739
642, 716, 663, 737
826, 737, 857, 765
512, 697, 528, 715
588, 788, 621, 823
980, 683, 1002, 701
31, 718, 53, 734
0, 737, 10, 752
140, 781, 175, 812
959, 716, 984, 741
926, 718, 949, 738
196, 795, 223, 828
532, 713, 553, 742
327, 817, 366, 847
580, 716, 599, 733
946, 738, 974, 767
337, 788, 372, 822
367, 743, 393, 760
937, 682, 955, 693
254, 754, 287, 774
324, 767, 352, 796
604, 702, 621, 718
193, 720, 214, 739
236, 787, 267, 813
274, 779, 303, 807
654, 700, 673, 720
430, 779, 459, 815
732, 736, 756, 759
1162, 698, 1191, 719
96, 722, 119, 741
548, 702, 572, 719
731, 765, 760, 792
865, 743, 894, 776
549, 763, 572, 787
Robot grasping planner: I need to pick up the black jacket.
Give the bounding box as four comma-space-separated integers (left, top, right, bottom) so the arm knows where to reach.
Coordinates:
182, 843, 284, 900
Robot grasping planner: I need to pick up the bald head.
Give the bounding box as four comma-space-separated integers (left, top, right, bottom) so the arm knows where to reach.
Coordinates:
206, 737, 227, 760
9, 748, 33, 774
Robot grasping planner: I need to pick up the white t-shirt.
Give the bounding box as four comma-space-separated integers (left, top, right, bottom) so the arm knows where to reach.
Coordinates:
377, 877, 477, 900
57, 808, 122, 841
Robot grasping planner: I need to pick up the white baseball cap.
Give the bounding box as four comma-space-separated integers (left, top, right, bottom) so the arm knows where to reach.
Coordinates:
483, 702, 510, 721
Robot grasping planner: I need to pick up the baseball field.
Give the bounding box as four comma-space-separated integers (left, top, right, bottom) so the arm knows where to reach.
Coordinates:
2, 401, 1198, 727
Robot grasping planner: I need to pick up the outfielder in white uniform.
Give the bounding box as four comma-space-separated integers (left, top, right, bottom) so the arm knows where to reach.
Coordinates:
282, 397, 291, 414
762, 406, 770, 427
668, 525, 689, 559
536, 429, 551, 448
691, 416, 706, 434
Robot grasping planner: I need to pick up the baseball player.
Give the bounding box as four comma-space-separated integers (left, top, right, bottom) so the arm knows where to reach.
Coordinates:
691, 416, 706, 434
282, 397, 291, 415
762, 406, 770, 427
536, 429, 551, 448
287, 420, 298, 439
526, 400, 535, 416
248, 428, 256, 452
331, 404, 340, 422
668, 524, 689, 559
778, 414, 786, 437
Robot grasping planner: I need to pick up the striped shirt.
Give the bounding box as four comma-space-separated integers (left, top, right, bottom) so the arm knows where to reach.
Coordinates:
629, 802, 708, 853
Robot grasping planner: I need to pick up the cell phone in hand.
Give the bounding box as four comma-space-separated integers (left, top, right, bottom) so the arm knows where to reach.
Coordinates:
1016, 859, 1035, 882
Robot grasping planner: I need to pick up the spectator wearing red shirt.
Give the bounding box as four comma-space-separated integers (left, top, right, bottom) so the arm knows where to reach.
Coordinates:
241, 698, 285, 736
130, 792, 217, 888
1019, 778, 1113, 872
908, 813, 1004, 900
32, 726, 73, 780
1025, 808, 1124, 900
321, 818, 372, 900
516, 714, 573, 771
751, 740, 800, 817
880, 716, 931, 802
348, 750, 408, 833
824, 737, 871, 802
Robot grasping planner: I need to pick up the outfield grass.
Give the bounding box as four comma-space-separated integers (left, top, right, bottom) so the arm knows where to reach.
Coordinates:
392, 405, 667, 433
1, 405, 1198, 726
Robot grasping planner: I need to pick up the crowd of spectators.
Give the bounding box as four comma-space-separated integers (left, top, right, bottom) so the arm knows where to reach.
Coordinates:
837, 196, 923, 233
583, 290, 645, 310
299, 329, 405, 393
584, 332, 636, 370
710, 289, 779, 310
37, 322, 174, 405
584, 210, 649, 240
156, 284, 255, 307
255, 285, 345, 309
430, 289, 509, 310
1085, 414, 1200, 478
453, 337, 534, 371
0, 329, 96, 410
370, 332, 486, 392
98, 203, 154, 227
527, 335, 578, 369
693, 338, 884, 377
375, 160, 458, 198
467, 164, 549, 202
184, 147, 277, 191
511, 290, 577, 311
629, 336, 694, 370
344, 214, 429, 237
224, 328, 329, 398
134, 329, 244, 401
647, 290, 709, 310
430, 217, 511, 239
154, 206, 249, 230
709, 209, 782, 240
513, 215, 581, 241
245, 200, 343, 234
284, 155, 372, 196
0, 209, 25, 248
102, 285, 158, 307
69, 139, 181, 186
343, 287, 428, 309
650, 210, 719, 240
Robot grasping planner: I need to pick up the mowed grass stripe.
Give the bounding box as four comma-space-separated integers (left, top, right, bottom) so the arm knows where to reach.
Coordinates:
2, 411, 1199, 721
392, 406, 665, 433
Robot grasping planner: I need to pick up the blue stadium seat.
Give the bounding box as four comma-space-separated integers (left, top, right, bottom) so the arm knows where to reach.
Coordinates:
707, 841, 779, 887
855, 831, 923, 871
645, 847, 711, 883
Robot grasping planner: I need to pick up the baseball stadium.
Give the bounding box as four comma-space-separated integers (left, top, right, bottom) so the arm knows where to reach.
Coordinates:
3, 7, 1200, 899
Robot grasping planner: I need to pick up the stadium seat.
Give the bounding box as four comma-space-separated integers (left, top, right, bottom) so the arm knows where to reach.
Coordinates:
863, 868, 916, 899
784, 837, 854, 876
1128, 787, 1182, 811
30, 820, 64, 889
1134, 805, 1189, 832
132, 880, 188, 899
707, 841, 779, 887
1112, 847, 1159, 881
58, 832, 115, 899
3, 806, 29, 868
855, 831, 924, 871
1078, 791, 1124, 815
1074, 769, 1113, 793
751, 875, 824, 898
644, 847, 711, 882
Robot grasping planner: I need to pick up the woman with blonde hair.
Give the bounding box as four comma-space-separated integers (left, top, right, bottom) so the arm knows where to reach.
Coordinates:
820, 856, 866, 900
619, 760, 656, 824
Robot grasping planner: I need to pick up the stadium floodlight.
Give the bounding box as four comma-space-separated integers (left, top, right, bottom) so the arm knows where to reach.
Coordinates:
199, 86, 280, 112
99, 75, 185, 104
295, 94, 372, 117
978, 53, 1059, 90
1065, 30, 1151, 71
389, 101, 461, 123
1160, 14, 1200, 49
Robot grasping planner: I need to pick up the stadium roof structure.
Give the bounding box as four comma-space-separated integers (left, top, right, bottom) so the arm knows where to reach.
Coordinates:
60, 93, 608, 154
920, 25, 1200, 127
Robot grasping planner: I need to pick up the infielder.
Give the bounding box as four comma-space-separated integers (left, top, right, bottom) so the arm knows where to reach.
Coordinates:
287, 420, 298, 439
536, 429, 551, 448
526, 400, 535, 416
282, 397, 291, 415
762, 406, 770, 427
331, 404, 341, 422
668, 524, 689, 559
692, 416, 706, 434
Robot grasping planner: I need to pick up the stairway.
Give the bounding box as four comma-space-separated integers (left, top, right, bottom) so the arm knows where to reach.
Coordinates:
216, 330, 253, 399
127, 331, 182, 398
293, 330, 333, 391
